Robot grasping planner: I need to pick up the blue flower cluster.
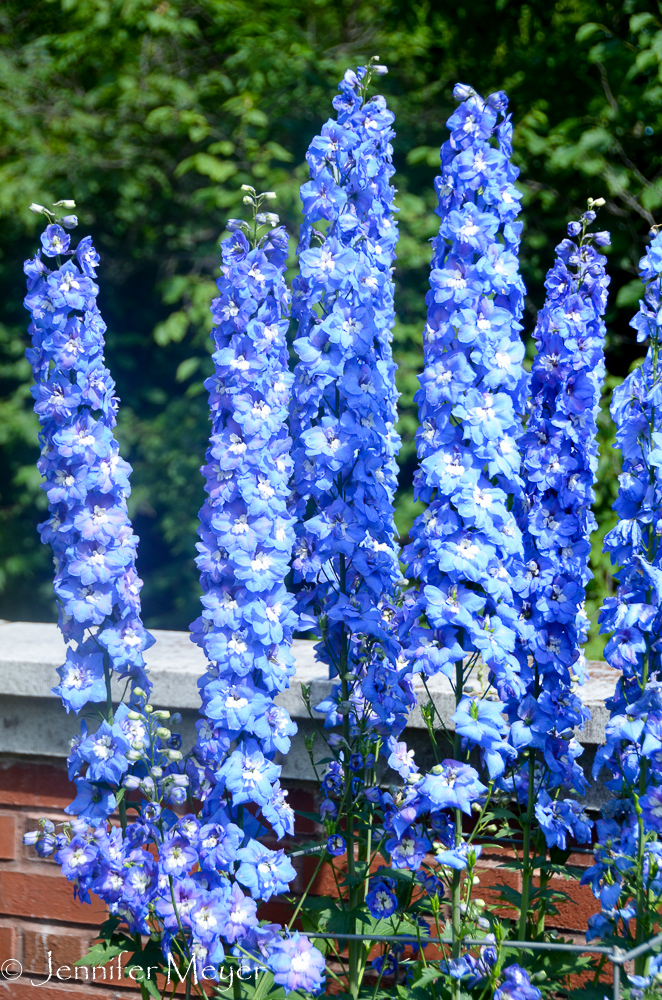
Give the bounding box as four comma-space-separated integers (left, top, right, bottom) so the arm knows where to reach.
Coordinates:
507, 208, 609, 837
189, 193, 297, 835
402, 83, 527, 767
24, 214, 154, 711
290, 63, 408, 738
182, 192, 324, 987
24, 207, 323, 993
583, 231, 662, 945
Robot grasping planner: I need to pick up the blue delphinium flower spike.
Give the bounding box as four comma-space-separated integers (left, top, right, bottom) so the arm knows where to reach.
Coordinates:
290, 64, 409, 740
24, 220, 154, 712
402, 83, 527, 758
582, 228, 662, 944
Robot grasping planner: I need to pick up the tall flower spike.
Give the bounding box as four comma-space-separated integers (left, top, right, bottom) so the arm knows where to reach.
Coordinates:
510, 206, 609, 812
24, 217, 154, 716
187, 191, 326, 984
402, 83, 527, 760
582, 230, 662, 961
190, 190, 299, 836
290, 62, 408, 733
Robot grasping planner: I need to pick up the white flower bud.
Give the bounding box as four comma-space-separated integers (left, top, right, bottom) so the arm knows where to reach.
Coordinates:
156, 727, 171, 739
123, 774, 141, 789
240, 184, 255, 192
262, 191, 277, 200
242, 195, 253, 205
29, 203, 48, 215
53, 199, 76, 208
166, 749, 183, 761
153, 709, 170, 719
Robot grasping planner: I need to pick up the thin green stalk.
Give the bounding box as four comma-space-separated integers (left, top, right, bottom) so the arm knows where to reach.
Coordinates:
634, 769, 649, 977
451, 654, 464, 1000
287, 850, 329, 929
517, 754, 536, 942
336, 551, 360, 999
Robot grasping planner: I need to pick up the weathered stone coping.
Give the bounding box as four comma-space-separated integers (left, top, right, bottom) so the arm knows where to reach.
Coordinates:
0, 620, 614, 765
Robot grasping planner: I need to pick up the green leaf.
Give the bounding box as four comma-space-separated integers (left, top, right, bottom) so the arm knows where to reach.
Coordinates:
174, 152, 238, 182
175, 357, 201, 382
76, 937, 131, 967
406, 145, 440, 167
616, 279, 645, 308
124, 961, 161, 999
576, 22, 606, 42
631, 12, 657, 33
572, 985, 609, 1000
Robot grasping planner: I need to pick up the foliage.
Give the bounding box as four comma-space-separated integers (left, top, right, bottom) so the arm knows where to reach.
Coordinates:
0, 0, 661, 641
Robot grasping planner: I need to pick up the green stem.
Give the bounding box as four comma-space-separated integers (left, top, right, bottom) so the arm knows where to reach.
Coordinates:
634, 765, 649, 977
451, 654, 464, 1000
287, 850, 328, 929
102, 649, 114, 723
518, 754, 536, 942
337, 552, 359, 999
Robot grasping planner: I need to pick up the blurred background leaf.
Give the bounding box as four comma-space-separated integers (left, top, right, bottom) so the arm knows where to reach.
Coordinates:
0, 0, 658, 654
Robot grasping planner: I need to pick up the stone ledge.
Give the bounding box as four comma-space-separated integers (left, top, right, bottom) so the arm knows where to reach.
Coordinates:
0, 621, 614, 761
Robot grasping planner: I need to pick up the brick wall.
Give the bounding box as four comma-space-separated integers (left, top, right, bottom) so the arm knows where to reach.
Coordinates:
0, 755, 602, 996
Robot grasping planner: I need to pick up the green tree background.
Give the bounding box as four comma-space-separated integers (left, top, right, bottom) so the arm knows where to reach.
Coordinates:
1, 0, 660, 657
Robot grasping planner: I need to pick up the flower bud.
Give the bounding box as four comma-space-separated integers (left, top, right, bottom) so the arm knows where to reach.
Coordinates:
29, 203, 48, 215
453, 83, 477, 101
241, 184, 255, 192
133, 687, 146, 698
156, 727, 171, 739
153, 709, 170, 719
167, 786, 187, 805
53, 199, 76, 208
60, 215, 78, 229
123, 774, 141, 788
150, 766, 163, 778
126, 750, 142, 762
23, 830, 40, 846
242, 195, 253, 205
166, 749, 183, 761
127, 710, 141, 720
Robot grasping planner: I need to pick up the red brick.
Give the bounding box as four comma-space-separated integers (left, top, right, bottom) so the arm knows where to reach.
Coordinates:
0, 924, 18, 963
545, 875, 600, 932
23, 928, 89, 976
0, 814, 16, 860
0, 760, 73, 809
2, 977, 135, 999
0, 871, 106, 925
